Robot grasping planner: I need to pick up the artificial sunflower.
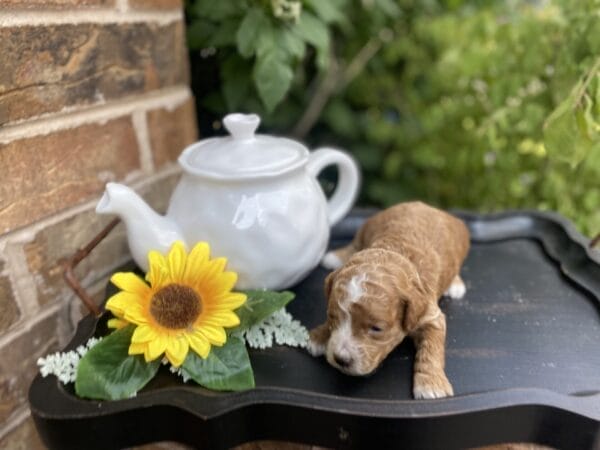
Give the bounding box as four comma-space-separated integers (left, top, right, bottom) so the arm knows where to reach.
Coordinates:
105, 241, 247, 367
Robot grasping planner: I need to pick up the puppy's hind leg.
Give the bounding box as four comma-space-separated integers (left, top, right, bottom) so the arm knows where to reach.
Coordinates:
321, 243, 357, 270
444, 275, 466, 299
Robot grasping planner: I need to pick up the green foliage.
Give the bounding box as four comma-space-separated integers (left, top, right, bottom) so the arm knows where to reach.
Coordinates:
180, 289, 296, 391
75, 325, 161, 400
182, 336, 255, 391
235, 290, 295, 332
75, 291, 296, 398
186, 0, 600, 235
187, 0, 332, 112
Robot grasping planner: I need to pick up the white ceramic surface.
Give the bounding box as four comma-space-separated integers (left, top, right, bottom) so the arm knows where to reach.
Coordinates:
96, 113, 360, 289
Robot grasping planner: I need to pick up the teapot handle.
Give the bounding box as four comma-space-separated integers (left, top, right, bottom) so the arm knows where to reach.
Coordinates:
307, 148, 361, 226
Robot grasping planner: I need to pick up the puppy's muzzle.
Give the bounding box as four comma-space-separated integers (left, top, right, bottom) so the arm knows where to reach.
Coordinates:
333, 353, 353, 369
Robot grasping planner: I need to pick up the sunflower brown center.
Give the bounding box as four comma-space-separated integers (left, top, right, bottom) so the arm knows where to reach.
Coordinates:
150, 284, 201, 329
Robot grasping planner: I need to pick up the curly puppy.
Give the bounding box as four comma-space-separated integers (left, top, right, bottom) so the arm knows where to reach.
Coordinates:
308, 202, 470, 399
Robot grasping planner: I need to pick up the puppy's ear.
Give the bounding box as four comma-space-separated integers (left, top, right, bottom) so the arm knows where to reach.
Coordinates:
401, 295, 429, 334
399, 274, 433, 334
324, 270, 338, 299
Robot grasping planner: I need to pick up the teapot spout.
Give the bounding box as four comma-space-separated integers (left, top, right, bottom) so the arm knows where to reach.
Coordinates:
96, 182, 183, 272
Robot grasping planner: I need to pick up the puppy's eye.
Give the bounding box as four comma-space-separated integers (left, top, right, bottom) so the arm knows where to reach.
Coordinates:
369, 325, 384, 334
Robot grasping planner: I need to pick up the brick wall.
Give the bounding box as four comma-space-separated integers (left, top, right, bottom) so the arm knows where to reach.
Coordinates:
0, 1, 197, 447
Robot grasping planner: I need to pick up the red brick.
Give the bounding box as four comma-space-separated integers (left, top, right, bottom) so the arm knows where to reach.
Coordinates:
0, 312, 60, 424
0, 260, 21, 333
0, 21, 188, 124
0, 117, 140, 233
147, 97, 198, 168
129, 0, 182, 9
24, 172, 180, 306
0, 416, 46, 450
0, 0, 113, 8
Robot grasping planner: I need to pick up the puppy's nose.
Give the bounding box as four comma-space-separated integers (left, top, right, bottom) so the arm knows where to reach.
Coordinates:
333, 353, 353, 368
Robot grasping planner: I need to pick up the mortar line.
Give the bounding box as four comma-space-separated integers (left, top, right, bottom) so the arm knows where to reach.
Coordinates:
132, 110, 155, 175
0, 301, 62, 352
0, 406, 31, 441
0, 9, 182, 27
4, 243, 40, 318
116, 0, 129, 12
0, 165, 182, 247
0, 86, 192, 144
0, 165, 181, 343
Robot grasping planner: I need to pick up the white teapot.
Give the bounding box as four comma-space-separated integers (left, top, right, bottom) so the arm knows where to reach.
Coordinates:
96, 113, 360, 289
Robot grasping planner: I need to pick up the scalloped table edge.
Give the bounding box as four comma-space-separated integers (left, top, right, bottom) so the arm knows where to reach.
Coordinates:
29, 209, 600, 450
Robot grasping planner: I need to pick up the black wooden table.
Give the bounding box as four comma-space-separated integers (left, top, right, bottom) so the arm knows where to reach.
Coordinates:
29, 210, 600, 450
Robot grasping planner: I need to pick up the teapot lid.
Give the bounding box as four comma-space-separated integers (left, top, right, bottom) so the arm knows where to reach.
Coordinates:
178, 113, 308, 179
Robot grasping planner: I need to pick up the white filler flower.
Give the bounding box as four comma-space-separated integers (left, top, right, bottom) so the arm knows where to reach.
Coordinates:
37, 337, 102, 384
38, 308, 309, 385
238, 307, 309, 350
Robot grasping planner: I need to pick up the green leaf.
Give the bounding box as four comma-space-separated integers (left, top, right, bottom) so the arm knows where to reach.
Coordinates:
236, 7, 268, 58
187, 20, 217, 50
544, 78, 599, 168
222, 56, 253, 110
323, 99, 361, 139
192, 0, 243, 21
208, 20, 239, 47
75, 326, 160, 400
293, 11, 329, 69
277, 28, 306, 60
253, 50, 294, 112
303, 0, 347, 24
181, 336, 254, 391
293, 10, 328, 47
254, 21, 279, 58
373, 0, 401, 18
234, 290, 295, 331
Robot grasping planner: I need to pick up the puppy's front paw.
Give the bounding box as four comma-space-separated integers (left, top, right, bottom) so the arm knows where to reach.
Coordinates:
444, 276, 466, 299
307, 324, 329, 357
413, 371, 454, 399
307, 337, 326, 357
321, 251, 343, 270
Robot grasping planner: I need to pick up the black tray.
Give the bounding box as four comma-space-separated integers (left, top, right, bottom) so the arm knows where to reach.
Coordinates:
29, 210, 600, 450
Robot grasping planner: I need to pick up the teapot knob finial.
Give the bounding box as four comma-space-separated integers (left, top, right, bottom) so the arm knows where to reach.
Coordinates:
223, 113, 260, 140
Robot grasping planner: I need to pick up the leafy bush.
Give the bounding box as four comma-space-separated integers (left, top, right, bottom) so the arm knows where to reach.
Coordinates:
186, 0, 600, 235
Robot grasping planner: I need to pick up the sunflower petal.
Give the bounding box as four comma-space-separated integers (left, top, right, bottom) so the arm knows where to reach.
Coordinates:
183, 242, 210, 283
110, 272, 150, 296
209, 257, 227, 274
146, 250, 168, 286
107, 318, 129, 329
165, 337, 189, 367
198, 325, 226, 345
128, 342, 147, 355
198, 311, 240, 328
211, 293, 247, 311
167, 241, 187, 283
146, 335, 168, 361
123, 303, 148, 325
214, 271, 238, 293
131, 324, 158, 344
187, 331, 211, 358
197, 258, 227, 284
105, 292, 140, 316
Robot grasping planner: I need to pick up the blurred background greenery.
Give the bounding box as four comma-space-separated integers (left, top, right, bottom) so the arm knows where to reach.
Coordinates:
185, 0, 600, 235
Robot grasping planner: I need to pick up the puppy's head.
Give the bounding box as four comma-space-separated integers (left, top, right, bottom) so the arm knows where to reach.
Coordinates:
323, 257, 431, 375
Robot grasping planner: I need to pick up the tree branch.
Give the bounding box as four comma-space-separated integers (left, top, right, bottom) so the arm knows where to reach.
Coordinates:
292, 36, 383, 140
